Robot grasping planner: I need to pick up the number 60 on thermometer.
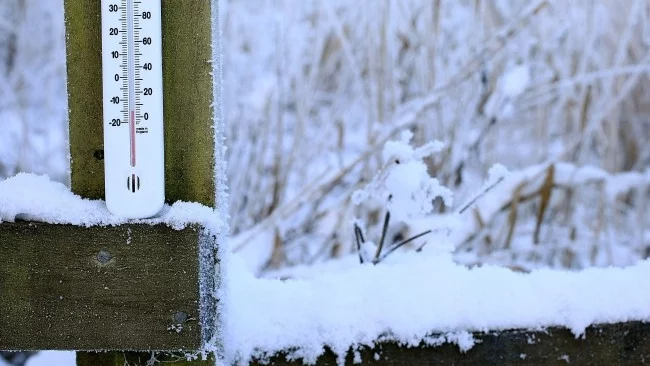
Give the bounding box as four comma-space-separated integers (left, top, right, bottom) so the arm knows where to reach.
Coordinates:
100, 0, 165, 219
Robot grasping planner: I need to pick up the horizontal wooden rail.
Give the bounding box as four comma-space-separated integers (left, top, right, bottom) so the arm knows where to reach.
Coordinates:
250, 322, 650, 365
2, 221, 648, 364
0, 222, 213, 351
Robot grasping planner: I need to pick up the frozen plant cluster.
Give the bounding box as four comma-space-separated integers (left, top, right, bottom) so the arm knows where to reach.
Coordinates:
351, 131, 453, 223
349, 131, 459, 264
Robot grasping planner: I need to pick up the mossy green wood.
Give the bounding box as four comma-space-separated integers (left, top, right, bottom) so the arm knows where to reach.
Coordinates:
63, 0, 216, 364
64, 0, 215, 208
0, 223, 203, 351
160, 0, 215, 207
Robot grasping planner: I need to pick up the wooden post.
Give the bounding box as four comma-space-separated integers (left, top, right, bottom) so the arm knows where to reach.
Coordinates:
63, 0, 215, 364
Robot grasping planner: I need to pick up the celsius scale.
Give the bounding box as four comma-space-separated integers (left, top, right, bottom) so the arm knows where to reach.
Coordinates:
100, 0, 165, 219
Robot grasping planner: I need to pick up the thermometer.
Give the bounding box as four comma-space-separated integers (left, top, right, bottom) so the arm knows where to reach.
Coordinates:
101, 0, 165, 218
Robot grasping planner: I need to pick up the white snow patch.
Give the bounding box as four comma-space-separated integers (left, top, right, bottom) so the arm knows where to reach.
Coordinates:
0, 173, 222, 231
502, 64, 531, 98
484, 63, 531, 118
353, 131, 452, 224
558, 354, 571, 363
25, 351, 75, 366
224, 250, 650, 364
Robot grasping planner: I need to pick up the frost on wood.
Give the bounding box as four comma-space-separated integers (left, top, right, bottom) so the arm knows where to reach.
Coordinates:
207, 0, 231, 358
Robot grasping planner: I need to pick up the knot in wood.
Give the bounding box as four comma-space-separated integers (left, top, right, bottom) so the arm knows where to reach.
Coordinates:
174, 311, 188, 324
96, 250, 112, 264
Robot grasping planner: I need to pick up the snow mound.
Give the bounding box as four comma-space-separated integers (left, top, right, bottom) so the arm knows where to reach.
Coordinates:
0, 173, 222, 230
224, 250, 650, 364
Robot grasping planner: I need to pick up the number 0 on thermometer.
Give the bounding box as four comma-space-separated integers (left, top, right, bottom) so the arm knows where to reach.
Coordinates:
101, 0, 165, 218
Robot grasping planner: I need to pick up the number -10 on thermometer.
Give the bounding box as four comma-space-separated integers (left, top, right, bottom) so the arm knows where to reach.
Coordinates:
101, 0, 165, 219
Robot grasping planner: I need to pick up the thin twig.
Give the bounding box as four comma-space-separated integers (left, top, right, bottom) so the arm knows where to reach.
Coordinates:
373, 211, 391, 262
357, 224, 366, 243
458, 176, 505, 215
354, 223, 365, 264
415, 241, 428, 252
375, 230, 432, 264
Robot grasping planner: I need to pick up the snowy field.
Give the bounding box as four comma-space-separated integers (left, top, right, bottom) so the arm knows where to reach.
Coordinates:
2, 0, 650, 365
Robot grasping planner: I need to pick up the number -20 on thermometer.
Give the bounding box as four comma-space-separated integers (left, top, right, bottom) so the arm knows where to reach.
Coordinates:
101, 0, 165, 219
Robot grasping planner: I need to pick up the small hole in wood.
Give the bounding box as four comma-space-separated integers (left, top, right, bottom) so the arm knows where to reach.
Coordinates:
93, 149, 104, 160
96, 250, 112, 264
174, 311, 188, 324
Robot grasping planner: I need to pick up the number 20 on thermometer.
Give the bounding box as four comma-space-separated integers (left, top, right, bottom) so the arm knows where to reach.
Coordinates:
101, 0, 165, 219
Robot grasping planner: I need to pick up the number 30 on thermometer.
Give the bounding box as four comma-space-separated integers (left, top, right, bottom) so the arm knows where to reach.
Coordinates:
101, 0, 165, 219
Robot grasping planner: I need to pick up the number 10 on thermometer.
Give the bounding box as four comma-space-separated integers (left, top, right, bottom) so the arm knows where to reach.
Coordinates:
101, 0, 165, 219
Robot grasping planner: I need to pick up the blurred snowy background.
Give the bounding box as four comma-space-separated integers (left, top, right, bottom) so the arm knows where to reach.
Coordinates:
2, 0, 650, 363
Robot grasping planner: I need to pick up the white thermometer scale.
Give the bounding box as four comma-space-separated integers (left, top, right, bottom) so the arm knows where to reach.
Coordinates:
101, 0, 165, 218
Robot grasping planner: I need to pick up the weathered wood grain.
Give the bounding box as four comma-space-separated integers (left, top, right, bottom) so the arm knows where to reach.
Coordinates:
0, 222, 202, 351
64, 0, 215, 207
160, 0, 215, 207
64, 0, 103, 200
252, 321, 650, 365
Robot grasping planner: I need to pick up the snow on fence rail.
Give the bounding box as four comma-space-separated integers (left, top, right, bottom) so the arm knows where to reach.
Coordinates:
2, 174, 650, 365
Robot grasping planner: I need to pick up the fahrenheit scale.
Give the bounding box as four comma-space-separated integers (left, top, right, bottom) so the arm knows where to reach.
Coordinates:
101, 0, 165, 218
